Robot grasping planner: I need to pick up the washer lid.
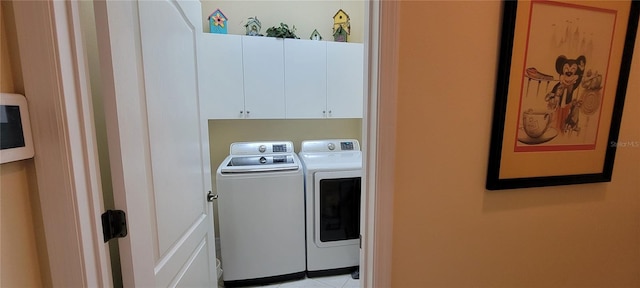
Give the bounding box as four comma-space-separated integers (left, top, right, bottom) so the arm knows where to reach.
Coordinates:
219, 154, 300, 173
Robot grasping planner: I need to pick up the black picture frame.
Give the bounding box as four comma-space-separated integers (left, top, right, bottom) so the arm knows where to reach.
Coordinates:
487, 0, 639, 190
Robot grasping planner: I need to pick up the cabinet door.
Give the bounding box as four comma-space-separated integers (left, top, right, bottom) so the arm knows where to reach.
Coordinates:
200, 34, 245, 119
242, 36, 285, 119
327, 42, 364, 118
284, 39, 327, 119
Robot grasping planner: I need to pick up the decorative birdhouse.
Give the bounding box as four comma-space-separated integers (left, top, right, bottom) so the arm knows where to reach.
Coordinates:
332, 9, 350, 42
208, 9, 228, 34
333, 26, 347, 42
245, 16, 262, 36
310, 29, 323, 41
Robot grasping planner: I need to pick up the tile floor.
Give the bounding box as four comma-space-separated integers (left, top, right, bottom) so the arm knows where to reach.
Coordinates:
223, 274, 359, 288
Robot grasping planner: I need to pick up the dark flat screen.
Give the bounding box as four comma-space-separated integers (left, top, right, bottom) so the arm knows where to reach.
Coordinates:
0, 105, 26, 150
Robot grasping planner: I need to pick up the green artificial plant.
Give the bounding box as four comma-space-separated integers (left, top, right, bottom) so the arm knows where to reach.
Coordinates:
265, 23, 299, 39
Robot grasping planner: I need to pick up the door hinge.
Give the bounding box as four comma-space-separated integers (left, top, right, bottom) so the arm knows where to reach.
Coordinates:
101, 210, 128, 242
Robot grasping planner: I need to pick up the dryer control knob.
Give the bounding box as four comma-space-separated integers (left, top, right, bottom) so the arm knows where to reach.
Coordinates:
259, 145, 267, 153
328, 143, 335, 151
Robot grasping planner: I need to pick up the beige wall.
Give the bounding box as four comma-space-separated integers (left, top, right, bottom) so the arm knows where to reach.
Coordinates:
200, 0, 365, 43
0, 162, 43, 288
0, 2, 50, 287
390, 1, 640, 287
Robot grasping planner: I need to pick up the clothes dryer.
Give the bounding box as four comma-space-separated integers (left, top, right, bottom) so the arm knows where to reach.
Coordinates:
298, 139, 362, 277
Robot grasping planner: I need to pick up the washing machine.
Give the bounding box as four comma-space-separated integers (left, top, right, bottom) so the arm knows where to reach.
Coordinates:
298, 139, 362, 277
216, 141, 306, 287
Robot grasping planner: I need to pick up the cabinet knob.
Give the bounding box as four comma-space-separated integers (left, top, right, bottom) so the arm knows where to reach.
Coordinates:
323, 110, 326, 114
240, 111, 243, 114
246, 111, 250, 114
329, 110, 332, 114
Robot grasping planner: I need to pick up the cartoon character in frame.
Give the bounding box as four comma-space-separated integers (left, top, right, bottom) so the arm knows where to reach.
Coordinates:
544, 55, 586, 134
514, 0, 618, 151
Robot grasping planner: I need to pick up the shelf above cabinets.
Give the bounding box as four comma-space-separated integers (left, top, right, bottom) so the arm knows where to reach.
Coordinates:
200, 34, 364, 120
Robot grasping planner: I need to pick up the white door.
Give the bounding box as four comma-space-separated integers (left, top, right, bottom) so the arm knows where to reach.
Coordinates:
94, 1, 217, 287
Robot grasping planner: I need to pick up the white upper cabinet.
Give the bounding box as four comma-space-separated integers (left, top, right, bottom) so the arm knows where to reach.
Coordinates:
200, 33, 244, 119
242, 36, 286, 119
200, 35, 363, 119
284, 39, 327, 119
327, 42, 364, 118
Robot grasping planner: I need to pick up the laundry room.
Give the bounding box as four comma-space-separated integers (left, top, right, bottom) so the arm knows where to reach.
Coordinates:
66, 0, 368, 286
200, 1, 367, 287
199, 0, 367, 181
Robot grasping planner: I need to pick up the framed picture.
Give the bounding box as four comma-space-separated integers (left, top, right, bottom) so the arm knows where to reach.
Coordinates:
487, 0, 639, 190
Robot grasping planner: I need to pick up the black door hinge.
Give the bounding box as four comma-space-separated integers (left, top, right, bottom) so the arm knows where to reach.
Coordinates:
102, 210, 128, 242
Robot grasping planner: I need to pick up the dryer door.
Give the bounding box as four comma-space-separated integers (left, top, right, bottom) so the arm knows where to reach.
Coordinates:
313, 170, 362, 248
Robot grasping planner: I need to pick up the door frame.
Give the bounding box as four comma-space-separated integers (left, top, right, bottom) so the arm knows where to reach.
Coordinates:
10, 1, 112, 287
11, 0, 398, 286
362, 1, 398, 287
